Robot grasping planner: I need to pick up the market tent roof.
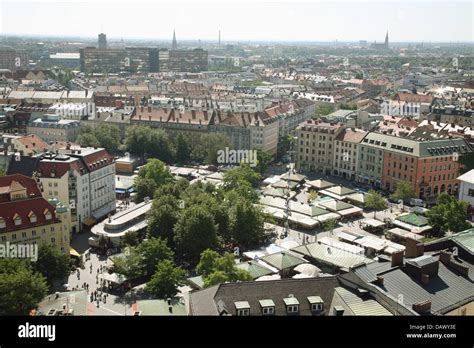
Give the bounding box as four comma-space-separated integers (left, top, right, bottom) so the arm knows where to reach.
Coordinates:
336, 230, 363, 243
306, 179, 335, 190
294, 263, 321, 277
98, 273, 127, 285
280, 172, 307, 183
320, 185, 355, 197
255, 274, 281, 281
337, 207, 364, 217
318, 236, 365, 255
187, 275, 205, 289
317, 199, 358, 213
271, 180, 299, 190
343, 192, 367, 205
235, 260, 275, 279
260, 251, 307, 271
386, 228, 423, 241
364, 219, 386, 228
354, 236, 387, 251
292, 242, 374, 269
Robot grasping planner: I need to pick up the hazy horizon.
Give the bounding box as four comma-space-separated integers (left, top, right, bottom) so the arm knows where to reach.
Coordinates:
0, 0, 472, 43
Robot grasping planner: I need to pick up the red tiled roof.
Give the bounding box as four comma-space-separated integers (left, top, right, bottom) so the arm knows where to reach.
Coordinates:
15, 134, 49, 153
0, 174, 42, 197
37, 160, 83, 178
80, 149, 114, 172
0, 196, 59, 233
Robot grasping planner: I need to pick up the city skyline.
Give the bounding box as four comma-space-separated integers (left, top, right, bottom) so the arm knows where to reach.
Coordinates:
0, 0, 472, 43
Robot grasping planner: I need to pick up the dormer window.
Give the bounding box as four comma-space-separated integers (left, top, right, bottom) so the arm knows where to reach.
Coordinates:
14, 214, 22, 226
28, 212, 37, 223
283, 297, 299, 314
259, 299, 275, 316
234, 301, 250, 316
308, 296, 324, 312
0, 217, 5, 228
44, 209, 52, 220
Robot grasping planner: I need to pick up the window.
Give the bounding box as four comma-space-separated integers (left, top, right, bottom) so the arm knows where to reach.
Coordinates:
1, 236, 6, 242
287, 305, 299, 313
262, 307, 274, 315
312, 303, 324, 311
29, 213, 37, 223
14, 215, 22, 226
468, 189, 474, 197
237, 309, 249, 316
12, 234, 16, 240
0, 218, 5, 229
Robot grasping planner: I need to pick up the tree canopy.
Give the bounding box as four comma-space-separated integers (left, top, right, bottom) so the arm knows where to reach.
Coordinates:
0, 259, 48, 315
426, 193, 471, 236
145, 259, 185, 299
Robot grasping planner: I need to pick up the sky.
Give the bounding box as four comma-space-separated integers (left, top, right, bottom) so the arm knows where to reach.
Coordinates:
0, 0, 472, 42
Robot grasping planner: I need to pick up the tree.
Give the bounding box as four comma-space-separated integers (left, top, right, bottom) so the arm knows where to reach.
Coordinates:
196, 250, 252, 288
134, 159, 174, 202
112, 249, 145, 279
228, 198, 265, 247
138, 159, 174, 188
254, 149, 272, 175
175, 134, 190, 164
390, 181, 416, 209
76, 132, 100, 148
174, 206, 218, 263
223, 163, 261, 190
192, 133, 231, 164
133, 177, 157, 202
427, 193, 471, 236
147, 195, 180, 244
135, 238, 174, 276
125, 126, 174, 162
324, 218, 338, 235
365, 190, 388, 218
313, 104, 333, 118
0, 163, 5, 176
33, 245, 70, 287
308, 190, 318, 203
76, 124, 120, 154
121, 230, 140, 247
0, 259, 48, 315
145, 260, 185, 299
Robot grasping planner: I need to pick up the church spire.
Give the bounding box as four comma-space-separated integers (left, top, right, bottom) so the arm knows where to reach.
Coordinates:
172, 29, 177, 50
385, 30, 389, 46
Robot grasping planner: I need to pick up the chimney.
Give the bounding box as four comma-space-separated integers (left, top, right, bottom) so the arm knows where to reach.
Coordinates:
391, 250, 404, 267
439, 250, 452, 264
412, 301, 431, 314
405, 238, 424, 258
375, 275, 384, 286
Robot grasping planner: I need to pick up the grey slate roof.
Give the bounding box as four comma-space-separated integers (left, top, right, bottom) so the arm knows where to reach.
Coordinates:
361, 255, 474, 315
189, 277, 341, 316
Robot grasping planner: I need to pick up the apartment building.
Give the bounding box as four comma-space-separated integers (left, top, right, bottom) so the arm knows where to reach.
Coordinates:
0, 49, 29, 70
295, 120, 344, 173
26, 115, 80, 143
359, 131, 472, 200
8, 148, 116, 234
0, 174, 70, 252
333, 128, 367, 180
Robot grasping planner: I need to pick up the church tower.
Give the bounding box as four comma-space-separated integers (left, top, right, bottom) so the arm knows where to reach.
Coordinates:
172, 29, 177, 50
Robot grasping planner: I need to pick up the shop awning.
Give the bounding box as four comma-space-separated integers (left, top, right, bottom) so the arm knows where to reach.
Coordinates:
69, 248, 81, 258
83, 217, 96, 226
